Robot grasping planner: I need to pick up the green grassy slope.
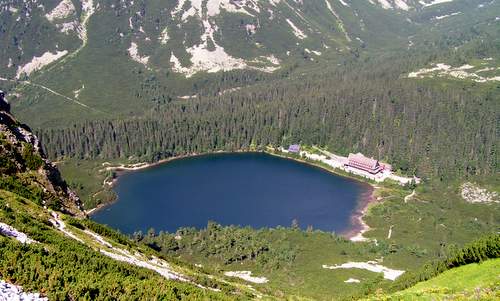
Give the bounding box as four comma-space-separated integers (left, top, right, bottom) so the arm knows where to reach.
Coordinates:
370, 259, 500, 300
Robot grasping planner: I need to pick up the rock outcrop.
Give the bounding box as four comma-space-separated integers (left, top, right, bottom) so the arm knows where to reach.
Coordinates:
0, 90, 10, 112
0, 90, 83, 216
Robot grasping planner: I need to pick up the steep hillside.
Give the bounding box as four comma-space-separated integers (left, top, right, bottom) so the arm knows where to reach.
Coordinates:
0, 93, 258, 300
0, 91, 82, 215
4, 0, 495, 126
396, 259, 500, 300
365, 259, 500, 300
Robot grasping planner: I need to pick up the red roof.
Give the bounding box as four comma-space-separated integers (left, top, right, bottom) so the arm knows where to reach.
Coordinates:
347, 153, 381, 173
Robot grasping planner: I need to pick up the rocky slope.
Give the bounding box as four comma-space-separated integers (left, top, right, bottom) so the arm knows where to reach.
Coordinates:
1, 0, 497, 127
1, 0, 482, 79
0, 90, 83, 216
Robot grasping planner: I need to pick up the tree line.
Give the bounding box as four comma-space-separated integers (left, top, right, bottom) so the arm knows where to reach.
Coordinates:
37, 59, 498, 180
133, 221, 298, 271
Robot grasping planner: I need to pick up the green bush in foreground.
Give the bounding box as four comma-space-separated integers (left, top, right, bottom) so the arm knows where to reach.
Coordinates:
0, 191, 245, 300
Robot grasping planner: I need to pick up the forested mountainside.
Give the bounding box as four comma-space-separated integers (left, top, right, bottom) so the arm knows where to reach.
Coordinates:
1, 0, 500, 178
1, 0, 498, 122
38, 66, 498, 180
1, 0, 498, 182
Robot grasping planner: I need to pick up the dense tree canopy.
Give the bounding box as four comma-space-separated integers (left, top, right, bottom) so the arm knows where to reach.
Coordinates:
39, 61, 498, 180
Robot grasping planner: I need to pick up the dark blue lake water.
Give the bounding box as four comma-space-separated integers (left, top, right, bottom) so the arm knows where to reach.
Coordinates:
92, 153, 371, 234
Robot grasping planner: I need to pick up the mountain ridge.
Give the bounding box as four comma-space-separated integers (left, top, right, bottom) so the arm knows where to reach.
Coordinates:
3, 0, 484, 81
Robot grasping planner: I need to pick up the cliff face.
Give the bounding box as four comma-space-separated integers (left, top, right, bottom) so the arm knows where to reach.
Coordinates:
0, 92, 83, 216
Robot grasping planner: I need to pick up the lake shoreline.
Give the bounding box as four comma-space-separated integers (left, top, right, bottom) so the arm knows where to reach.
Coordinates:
86, 150, 262, 216
264, 150, 378, 240
88, 149, 378, 240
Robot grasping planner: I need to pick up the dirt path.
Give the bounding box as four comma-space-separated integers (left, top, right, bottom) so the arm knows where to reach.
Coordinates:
387, 225, 394, 239
404, 190, 415, 203
0, 77, 105, 113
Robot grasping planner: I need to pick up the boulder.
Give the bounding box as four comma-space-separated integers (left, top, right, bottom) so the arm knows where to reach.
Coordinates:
0, 90, 10, 112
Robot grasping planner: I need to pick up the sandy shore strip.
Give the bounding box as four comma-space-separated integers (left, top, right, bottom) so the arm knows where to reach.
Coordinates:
342, 185, 379, 242
100, 150, 258, 174
85, 206, 100, 215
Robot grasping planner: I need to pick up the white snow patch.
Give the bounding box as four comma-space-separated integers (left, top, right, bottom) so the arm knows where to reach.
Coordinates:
435, 12, 461, 20
408, 63, 500, 82
286, 18, 307, 39
173, 18, 248, 76
84, 230, 113, 248
376, 0, 393, 9
172, 0, 254, 22
170, 3, 280, 76
45, 0, 75, 22
419, 0, 454, 7
16, 50, 68, 79
324, 0, 351, 42
0, 223, 37, 244
47, 212, 195, 285
159, 28, 169, 45
99, 249, 186, 281
128, 42, 149, 66
170, 19, 278, 77
394, 0, 410, 10
49, 211, 84, 243
0, 280, 47, 301
56, 21, 79, 33
339, 0, 350, 7
207, 0, 255, 17
344, 278, 360, 283
322, 262, 405, 280
73, 85, 84, 98
461, 182, 499, 204
224, 271, 268, 284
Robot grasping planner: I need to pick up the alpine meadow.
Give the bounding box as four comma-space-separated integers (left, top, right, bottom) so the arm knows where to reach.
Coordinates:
0, 0, 499, 300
